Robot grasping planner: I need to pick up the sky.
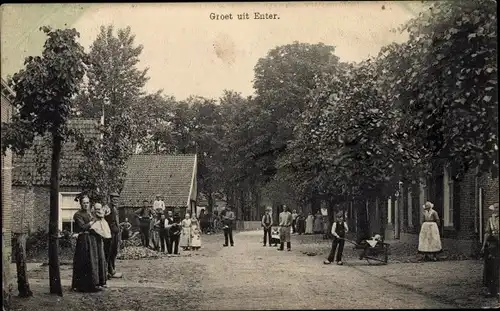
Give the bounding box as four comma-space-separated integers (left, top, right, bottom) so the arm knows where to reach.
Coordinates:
1, 2, 425, 101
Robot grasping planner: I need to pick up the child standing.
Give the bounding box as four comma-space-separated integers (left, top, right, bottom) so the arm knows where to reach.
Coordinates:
120, 218, 132, 241
324, 212, 349, 265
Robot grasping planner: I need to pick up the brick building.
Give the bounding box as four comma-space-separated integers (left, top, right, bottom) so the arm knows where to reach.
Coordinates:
2, 78, 15, 309
384, 166, 499, 255
119, 154, 198, 225
11, 119, 101, 234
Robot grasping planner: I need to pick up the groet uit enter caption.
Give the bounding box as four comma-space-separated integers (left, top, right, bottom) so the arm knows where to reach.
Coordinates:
209, 12, 280, 20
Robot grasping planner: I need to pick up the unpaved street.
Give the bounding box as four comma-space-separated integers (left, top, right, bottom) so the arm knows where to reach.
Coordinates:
11, 231, 474, 310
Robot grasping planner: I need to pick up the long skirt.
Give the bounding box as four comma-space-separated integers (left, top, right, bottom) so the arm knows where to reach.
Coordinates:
297, 220, 305, 234
305, 218, 314, 234
313, 218, 322, 233
71, 232, 107, 292
483, 237, 499, 294
191, 228, 202, 248
418, 222, 442, 253
180, 227, 191, 247
151, 229, 160, 249
279, 226, 291, 243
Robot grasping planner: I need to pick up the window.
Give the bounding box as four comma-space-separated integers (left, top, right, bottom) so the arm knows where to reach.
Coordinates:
387, 197, 392, 224
59, 192, 81, 233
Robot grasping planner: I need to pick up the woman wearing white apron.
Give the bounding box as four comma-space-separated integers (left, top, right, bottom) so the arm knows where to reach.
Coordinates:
305, 212, 314, 234
190, 215, 202, 250
180, 213, 192, 250
418, 201, 442, 261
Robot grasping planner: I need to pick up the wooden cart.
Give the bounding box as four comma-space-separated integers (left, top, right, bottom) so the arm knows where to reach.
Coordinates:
342, 238, 390, 265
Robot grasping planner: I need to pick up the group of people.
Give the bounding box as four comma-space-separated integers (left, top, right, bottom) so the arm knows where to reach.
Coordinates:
133, 196, 202, 253
71, 192, 122, 293
292, 210, 330, 237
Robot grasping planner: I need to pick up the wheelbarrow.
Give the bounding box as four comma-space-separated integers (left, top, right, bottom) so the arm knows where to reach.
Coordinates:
340, 237, 390, 265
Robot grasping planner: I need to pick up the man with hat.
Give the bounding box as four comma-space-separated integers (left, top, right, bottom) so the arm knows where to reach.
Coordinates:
222, 206, 235, 247
104, 191, 122, 278
324, 211, 349, 265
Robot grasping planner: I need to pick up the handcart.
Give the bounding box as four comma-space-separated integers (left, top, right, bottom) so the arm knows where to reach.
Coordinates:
341, 237, 390, 265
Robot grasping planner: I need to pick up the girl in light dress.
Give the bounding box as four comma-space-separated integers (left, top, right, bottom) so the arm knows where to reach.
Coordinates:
305, 212, 314, 234
190, 215, 202, 250
180, 213, 192, 250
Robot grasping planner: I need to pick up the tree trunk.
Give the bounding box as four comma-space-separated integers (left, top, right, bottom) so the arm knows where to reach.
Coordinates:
379, 197, 387, 240
14, 233, 32, 298
48, 133, 63, 296
207, 193, 214, 213
355, 200, 370, 244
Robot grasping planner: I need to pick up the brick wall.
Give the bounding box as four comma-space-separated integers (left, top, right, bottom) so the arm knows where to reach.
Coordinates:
12, 185, 81, 233
2, 88, 14, 309
479, 174, 499, 235
393, 169, 498, 256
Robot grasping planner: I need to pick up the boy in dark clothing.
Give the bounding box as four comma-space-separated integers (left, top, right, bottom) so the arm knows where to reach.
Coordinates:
324, 212, 349, 265
166, 212, 181, 255
261, 210, 273, 246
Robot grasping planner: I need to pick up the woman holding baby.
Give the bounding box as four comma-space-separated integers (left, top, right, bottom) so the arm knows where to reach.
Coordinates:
71, 194, 111, 293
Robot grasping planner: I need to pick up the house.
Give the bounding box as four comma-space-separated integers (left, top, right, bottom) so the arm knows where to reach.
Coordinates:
384, 166, 499, 255
119, 154, 198, 224
2, 78, 15, 308
11, 119, 101, 234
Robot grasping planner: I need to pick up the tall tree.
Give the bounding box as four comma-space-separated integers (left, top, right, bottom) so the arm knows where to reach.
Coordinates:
394, 0, 498, 179
1, 26, 87, 296
252, 42, 340, 175
74, 25, 150, 201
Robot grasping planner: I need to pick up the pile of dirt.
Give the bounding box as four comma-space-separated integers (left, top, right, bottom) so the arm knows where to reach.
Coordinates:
121, 232, 143, 248
118, 246, 165, 260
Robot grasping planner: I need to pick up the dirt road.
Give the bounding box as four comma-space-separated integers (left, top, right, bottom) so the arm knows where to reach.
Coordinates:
10, 231, 466, 310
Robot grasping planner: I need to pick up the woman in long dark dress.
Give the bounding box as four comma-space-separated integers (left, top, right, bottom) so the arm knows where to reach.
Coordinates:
71, 196, 108, 292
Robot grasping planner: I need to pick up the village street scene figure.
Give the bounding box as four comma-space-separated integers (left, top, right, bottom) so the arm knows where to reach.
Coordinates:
278, 205, 293, 251
481, 203, 499, 298
180, 213, 192, 251
1, 2, 499, 310
222, 206, 235, 247
324, 212, 349, 265
71, 197, 108, 293
418, 201, 442, 262
103, 192, 122, 279
135, 199, 154, 248
262, 209, 273, 246
190, 215, 202, 250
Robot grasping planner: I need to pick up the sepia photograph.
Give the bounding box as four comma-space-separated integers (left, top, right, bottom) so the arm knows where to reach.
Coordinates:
0, 1, 498, 310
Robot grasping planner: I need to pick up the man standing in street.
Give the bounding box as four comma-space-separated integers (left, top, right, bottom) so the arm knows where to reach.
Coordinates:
104, 192, 122, 278
262, 209, 273, 247
164, 210, 180, 255
135, 199, 154, 247
324, 211, 349, 265
278, 205, 293, 251
222, 206, 235, 247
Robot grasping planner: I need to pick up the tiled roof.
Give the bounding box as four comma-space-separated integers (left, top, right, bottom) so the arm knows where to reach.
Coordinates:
119, 154, 197, 208
12, 119, 101, 186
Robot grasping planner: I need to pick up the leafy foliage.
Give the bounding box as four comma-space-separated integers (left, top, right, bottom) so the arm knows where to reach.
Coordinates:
2, 27, 87, 154
1, 26, 88, 296
74, 25, 151, 202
